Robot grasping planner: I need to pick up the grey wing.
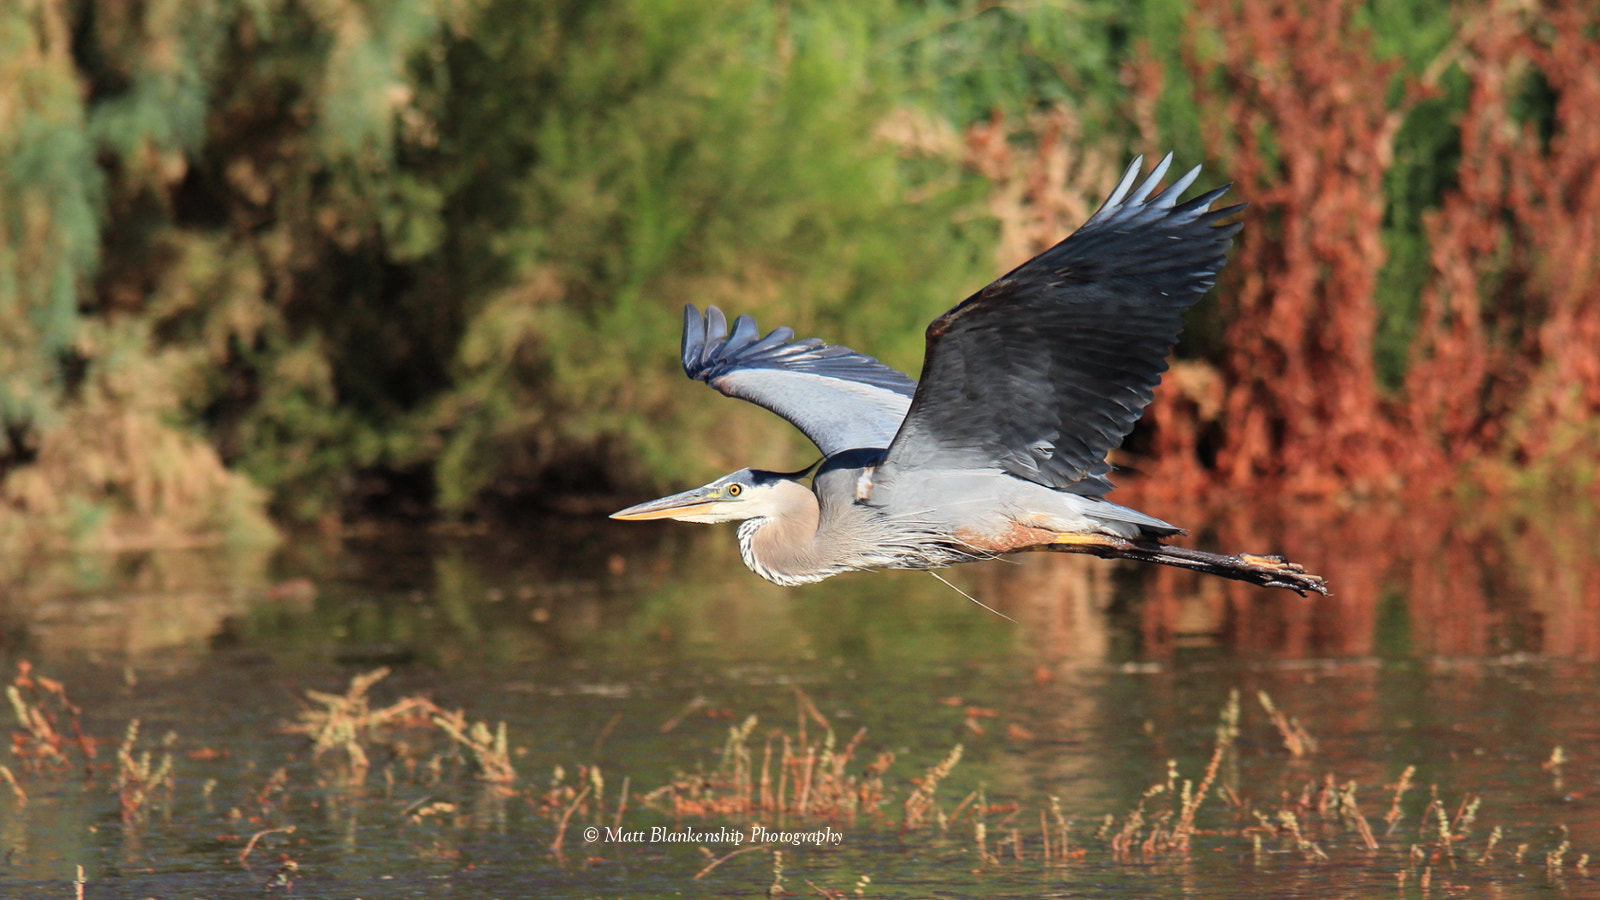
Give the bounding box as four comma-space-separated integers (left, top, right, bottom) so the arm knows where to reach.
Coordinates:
883, 154, 1243, 497
682, 305, 918, 457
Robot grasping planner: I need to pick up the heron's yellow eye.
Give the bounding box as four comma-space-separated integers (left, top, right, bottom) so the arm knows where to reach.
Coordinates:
727, 483, 743, 497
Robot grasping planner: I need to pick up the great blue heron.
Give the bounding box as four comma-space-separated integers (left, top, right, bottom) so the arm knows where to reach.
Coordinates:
613, 155, 1328, 596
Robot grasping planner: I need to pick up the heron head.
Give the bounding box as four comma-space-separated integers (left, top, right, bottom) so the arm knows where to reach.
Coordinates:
611, 467, 812, 524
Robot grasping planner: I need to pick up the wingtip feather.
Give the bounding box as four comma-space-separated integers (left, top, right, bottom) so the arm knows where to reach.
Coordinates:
726, 314, 761, 354
1154, 165, 1203, 209
705, 305, 729, 341
681, 305, 707, 373
1128, 153, 1174, 206
1092, 155, 1146, 220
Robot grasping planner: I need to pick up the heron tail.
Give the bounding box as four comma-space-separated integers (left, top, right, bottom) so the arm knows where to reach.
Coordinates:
1043, 533, 1329, 596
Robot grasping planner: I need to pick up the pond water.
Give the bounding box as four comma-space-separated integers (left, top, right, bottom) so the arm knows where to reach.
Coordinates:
0, 497, 1596, 898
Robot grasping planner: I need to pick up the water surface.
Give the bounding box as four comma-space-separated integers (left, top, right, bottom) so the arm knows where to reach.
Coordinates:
0, 501, 1596, 898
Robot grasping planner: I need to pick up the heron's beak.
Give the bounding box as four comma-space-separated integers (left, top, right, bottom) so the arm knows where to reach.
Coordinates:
610, 485, 723, 522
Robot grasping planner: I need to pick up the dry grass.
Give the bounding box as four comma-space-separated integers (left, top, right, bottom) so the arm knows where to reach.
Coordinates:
641, 695, 908, 827
5, 661, 95, 773
6, 663, 1591, 896
115, 719, 174, 823
286, 666, 516, 783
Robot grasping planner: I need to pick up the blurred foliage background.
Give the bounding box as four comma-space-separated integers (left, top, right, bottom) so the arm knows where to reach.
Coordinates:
2, 0, 1597, 553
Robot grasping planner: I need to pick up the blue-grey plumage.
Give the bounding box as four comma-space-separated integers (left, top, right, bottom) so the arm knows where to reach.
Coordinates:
681, 305, 916, 457
613, 155, 1328, 596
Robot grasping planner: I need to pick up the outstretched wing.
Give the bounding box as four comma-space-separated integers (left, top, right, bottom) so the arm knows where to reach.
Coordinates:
883, 154, 1243, 495
681, 305, 917, 457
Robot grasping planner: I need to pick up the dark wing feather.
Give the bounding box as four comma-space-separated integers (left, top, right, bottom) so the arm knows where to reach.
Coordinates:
883, 154, 1243, 495
682, 305, 917, 457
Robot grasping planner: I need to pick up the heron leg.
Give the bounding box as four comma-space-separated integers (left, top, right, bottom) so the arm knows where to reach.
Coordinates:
1042, 533, 1330, 596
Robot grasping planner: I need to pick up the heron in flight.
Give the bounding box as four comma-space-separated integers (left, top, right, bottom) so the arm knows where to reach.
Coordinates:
613, 155, 1327, 596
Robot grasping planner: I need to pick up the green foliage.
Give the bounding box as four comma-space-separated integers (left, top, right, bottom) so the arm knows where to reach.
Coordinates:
420, 0, 990, 507
2, 0, 455, 543
0, 1, 103, 453
3, 0, 1596, 545
1375, 67, 1466, 390
3, 0, 1011, 536
895, 0, 1127, 128
1362, 0, 1469, 391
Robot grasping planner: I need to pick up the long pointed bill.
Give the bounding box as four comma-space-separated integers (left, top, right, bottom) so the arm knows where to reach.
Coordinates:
610, 485, 723, 522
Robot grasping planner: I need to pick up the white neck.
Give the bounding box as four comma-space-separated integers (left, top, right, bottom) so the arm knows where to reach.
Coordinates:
735, 481, 834, 585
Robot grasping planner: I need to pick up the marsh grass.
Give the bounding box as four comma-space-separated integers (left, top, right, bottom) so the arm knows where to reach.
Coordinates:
545, 683, 1592, 894
5, 662, 1593, 896
5, 661, 95, 773
643, 705, 904, 826
1257, 689, 1317, 757
285, 666, 515, 782
114, 719, 174, 823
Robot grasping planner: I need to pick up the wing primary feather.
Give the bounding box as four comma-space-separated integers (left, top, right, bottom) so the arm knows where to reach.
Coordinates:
1125, 153, 1174, 206
677, 305, 919, 458
883, 155, 1243, 497
681, 305, 709, 372
1085, 155, 1146, 225
724, 314, 762, 354
1156, 165, 1203, 207
741, 327, 799, 356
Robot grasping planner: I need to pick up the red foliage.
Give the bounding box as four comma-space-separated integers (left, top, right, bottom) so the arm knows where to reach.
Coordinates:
1179, 0, 1402, 495
1124, 0, 1600, 499
1408, 0, 1600, 478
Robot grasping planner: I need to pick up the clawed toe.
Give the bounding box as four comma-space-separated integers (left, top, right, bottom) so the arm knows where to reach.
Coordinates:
1239, 553, 1298, 570
1234, 553, 1327, 595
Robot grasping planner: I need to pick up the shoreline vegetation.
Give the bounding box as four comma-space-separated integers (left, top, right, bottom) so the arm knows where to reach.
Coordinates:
3, 0, 1598, 555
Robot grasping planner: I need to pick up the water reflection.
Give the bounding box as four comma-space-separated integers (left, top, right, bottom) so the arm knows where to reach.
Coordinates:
0, 545, 278, 656
1123, 493, 1599, 661
1, 495, 1596, 665
0, 498, 1597, 899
